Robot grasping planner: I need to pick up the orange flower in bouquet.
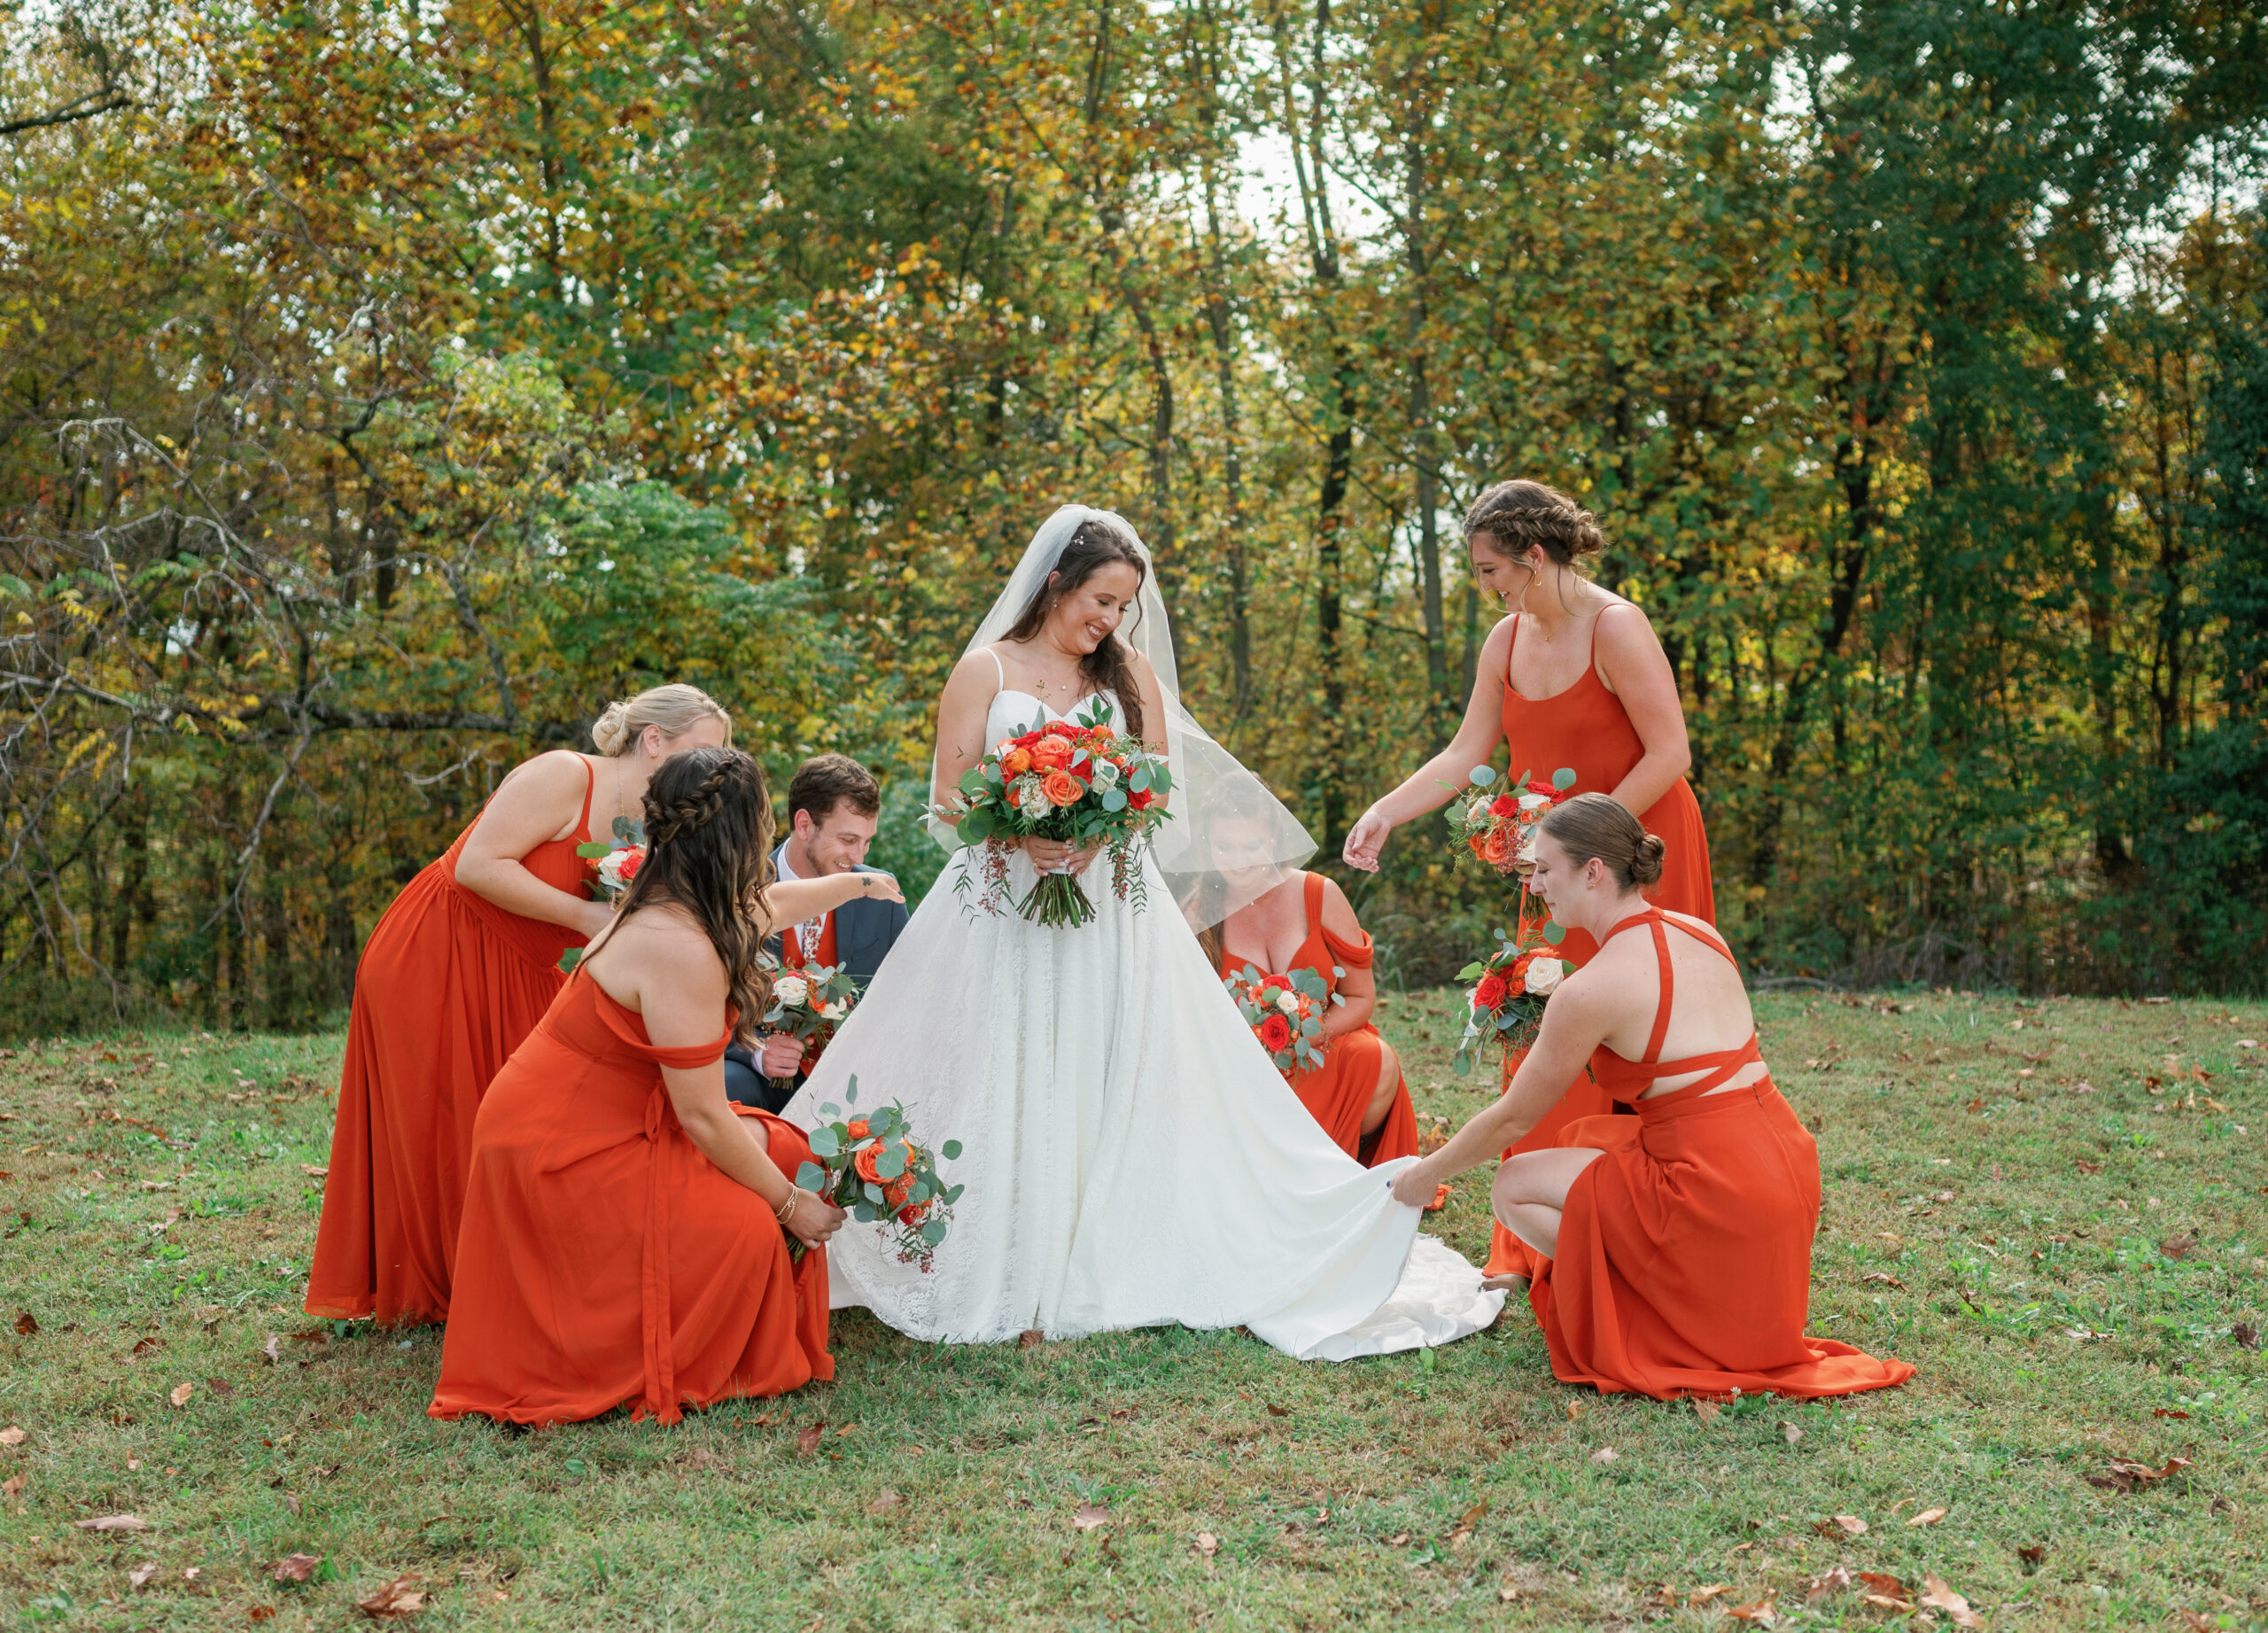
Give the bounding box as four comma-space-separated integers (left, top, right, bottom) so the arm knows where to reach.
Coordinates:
1223, 964, 1340, 1077
1441, 763, 1579, 880
797, 1077, 964, 1270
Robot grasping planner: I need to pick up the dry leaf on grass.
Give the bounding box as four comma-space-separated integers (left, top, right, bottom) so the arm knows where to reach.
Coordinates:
2018, 1544, 2047, 1570
2153, 1407, 2191, 1419
1017, 1328, 1045, 1349
865, 1489, 902, 1516
1779, 1419, 1805, 1446
12, 1311, 35, 1335
1919, 1573, 1982, 1628
127, 1560, 160, 1590
1266, 1403, 1291, 1418
1449, 1499, 1488, 1538
1193, 1531, 1219, 1558
1806, 1566, 1852, 1602
795, 1423, 823, 1458
261, 1335, 283, 1365
1072, 1504, 1110, 1531
357, 1575, 426, 1618
1725, 1594, 1776, 1623
1860, 1271, 1907, 1289
1589, 1446, 1618, 1465
129, 1335, 162, 1358
2161, 1233, 2200, 1260
2, 1476, 23, 1502
2088, 1456, 2192, 1493
1564, 1401, 1582, 1420
0, 1427, 24, 1446
299, 1164, 328, 1178
1688, 1583, 1730, 1605
1907, 1505, 1947, 1526
75, 1513, 149, 1532
167, 1381, 192, 1409
272, 1553, 322, 1583
1692, 1400, 1721, 1423
1831, 1513, 1868, 1534
1388, 1532, 1411, 1547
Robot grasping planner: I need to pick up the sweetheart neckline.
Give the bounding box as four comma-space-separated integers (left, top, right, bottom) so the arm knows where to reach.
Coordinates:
991, 686, 1118, 723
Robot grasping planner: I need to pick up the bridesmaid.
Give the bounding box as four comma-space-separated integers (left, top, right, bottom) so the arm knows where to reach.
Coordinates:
431, 748, 899, 1425
1392, 797, 1913, 1402
1343, 479, 1715, 1279
307, 683, 731, 1326
1203, 862, 1418, 1167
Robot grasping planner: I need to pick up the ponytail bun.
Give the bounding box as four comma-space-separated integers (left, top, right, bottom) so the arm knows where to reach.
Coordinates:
591, 701, 633, 757
1630, 833, 1666, 887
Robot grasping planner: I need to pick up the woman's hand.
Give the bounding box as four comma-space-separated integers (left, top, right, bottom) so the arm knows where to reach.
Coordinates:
577, 898, 616, 940
783, 1189, 846, 1249
1022, 835, 1100, 876
1342, 807, 1394, 873
1390, 1158, 1441, 1209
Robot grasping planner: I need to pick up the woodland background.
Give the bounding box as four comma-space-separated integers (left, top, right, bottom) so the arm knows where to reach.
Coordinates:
3, 0, 2265, 1037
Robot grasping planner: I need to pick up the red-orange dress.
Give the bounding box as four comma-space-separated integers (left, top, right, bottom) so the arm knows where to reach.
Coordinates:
430, 976, 833, 1425
1220, 873, 1418, 1167
1487, 610, 1717, 1279
306, 764, 595, 1326
1524, 909, 1913, 1400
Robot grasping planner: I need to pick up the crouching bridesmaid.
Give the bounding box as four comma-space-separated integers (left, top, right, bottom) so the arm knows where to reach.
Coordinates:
1391, 794, 1914, 1401
431, 748, 903, 1426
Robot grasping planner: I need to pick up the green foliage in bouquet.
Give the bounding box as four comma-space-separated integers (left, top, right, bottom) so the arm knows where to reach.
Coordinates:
796, 1076, 965, 1269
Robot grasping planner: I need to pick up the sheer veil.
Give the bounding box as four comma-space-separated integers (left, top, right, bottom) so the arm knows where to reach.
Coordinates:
927, 504, 1316, 929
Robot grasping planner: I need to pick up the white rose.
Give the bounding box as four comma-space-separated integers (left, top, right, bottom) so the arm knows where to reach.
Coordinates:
1275, 988, 1303, 1015
1518, 792, 1552, 816
820, 999, 849, 1021
773, 975, 811, 1007
1466, 797, 1494, 824
1091, 758, 1122, 787
1524, 958, 1565, 997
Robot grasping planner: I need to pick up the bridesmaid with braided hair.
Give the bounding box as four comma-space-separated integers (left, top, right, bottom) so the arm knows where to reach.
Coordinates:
1345, 480, 1717, 1285
432, 747, 904, 1425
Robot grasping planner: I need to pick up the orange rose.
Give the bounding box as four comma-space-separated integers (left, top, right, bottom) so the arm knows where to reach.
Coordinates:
1029, 735, 1074, 770
1001, 746, 1034, 777
1481, 828, 1515, 865
854, 1141, 883, 1184
845, 1118, 871, 1142
1041, 769, 1084, 808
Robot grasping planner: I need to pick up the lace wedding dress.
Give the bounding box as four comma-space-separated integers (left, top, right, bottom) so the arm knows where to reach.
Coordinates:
783, 675, 1503, 1360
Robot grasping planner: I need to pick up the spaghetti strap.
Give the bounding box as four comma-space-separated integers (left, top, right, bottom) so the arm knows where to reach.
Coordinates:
1301, 870, 1325, 938
1504, 613, 1521, 682
986, 646, 1006, 688
1588, 604, 1608, 667
577, 756, 597, 840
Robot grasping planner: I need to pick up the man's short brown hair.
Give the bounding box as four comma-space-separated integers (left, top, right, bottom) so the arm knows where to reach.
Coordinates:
787, 754, 882, 825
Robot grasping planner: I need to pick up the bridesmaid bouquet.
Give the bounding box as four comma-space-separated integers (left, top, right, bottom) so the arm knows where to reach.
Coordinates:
796, 1076, 964, 1270
577, 814, 648, 900
1452, 925, 1573, 1075
755, 953, 858, 1093
1223, 964, 1342, 1077
941, 697, 1175, 929
1441, 764, 1577, 878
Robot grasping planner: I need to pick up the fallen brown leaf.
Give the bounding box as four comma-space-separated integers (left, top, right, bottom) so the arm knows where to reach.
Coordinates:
1589, 1446, 1618, 1465
1779, 1419, 1805, 1446
1907, 1505, 1947, 1527
795, 1423, 823, 1458
1919, 1572, 1982, 1629
206, 1379, 234, 1397
1861, 1590, 1915, 1612
129, 1335, 162, 1358
1450, 1499, 1489, 1536
167, 1381, 192, 1409
1388, 1531, 1411, 1547
2161, 1233, 2199, 1260
2074, 1159, 2103, 1174
1857, 1570, 1908, 1598
1072, 1503, 1110, 1531
12, 1311, 34, 1336
1724, 1595, 1775, 1624
1017, 1328, 1044, 1349
249, 1609, 276, 1622
2153, 1407, 2191, 1419
1688, 1583, 1730, 1605
74, 1513, 149, 1533
127, 1560, 160, 1591
0, 1426, 24, 1446
1832, 1513, 1868, 1535
1806, 1566, 1853, 1603
271, 1552, 322, 1583
261, 1335, 284, 1365
1194, 1531, 1219, 1557
357, 1575, 426, 1618
299, 1164, 328, 1178
1860, 1271, 1907, 1289
1564, 1401, 1582, 1421
1266, 1403, 1291, 1418
2017, 1544, 2047, 1571
1, 1475, 22, 1502
865, 1489, 902, 1516
1692, 1400, 1721, 1423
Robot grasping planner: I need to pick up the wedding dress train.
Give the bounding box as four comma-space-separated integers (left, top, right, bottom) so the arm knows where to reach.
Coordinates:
784, 688, 1503, 1360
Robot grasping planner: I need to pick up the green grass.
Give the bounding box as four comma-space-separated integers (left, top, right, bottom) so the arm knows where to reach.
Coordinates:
1, 991, 2264, 1629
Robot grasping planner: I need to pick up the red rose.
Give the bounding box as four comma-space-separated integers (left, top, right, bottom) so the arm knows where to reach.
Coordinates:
1489, 794, 1518, 818
1129, 787, 1156, 810
1526, 779, 1561, 798
897, 1200, 931, 1226
1259, 1014, 1294, 1052
1473, 974, 1510, 1009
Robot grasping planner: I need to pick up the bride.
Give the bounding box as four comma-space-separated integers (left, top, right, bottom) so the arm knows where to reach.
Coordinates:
784, 507, 1502, 1359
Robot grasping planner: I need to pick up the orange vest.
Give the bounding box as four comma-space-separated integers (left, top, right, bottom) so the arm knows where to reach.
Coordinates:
781, 909, 838, 972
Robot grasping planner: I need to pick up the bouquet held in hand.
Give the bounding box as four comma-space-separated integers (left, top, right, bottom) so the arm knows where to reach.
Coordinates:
940, 696, 1174, 928
1453, 926, 1573, 1076
796, 1077, 964, 1270
560, 816, 646, 971
1441, 763, 1576, 878
756, 953, 858, 1091
1223, 964, 1342, 1078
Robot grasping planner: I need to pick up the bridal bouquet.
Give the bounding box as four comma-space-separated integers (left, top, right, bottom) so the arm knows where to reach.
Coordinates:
942, 697, 1175, 929
755, 953, 858, 1090
796, 1077, 963, 1270
1223, 963, 1340, 1078
1441, 764, 1577, 879
1452, 924, 1573, 1075
561, 816, 648, 969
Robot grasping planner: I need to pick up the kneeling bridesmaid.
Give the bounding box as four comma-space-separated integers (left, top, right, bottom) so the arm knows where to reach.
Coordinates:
1391, 795, 1914, 1401
431, 748, 903, 1426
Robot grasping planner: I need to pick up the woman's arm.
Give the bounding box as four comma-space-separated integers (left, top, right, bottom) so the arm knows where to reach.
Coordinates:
454, 750, 611, 938
639, 925, 846, 1248
757, 871, 905, 936
1315, 876, 1376, 1041
1343, 617, 1515, 872
930, 649, 1003, 820
1591, 603, 1692, 818
1386, 974, 1614, 1206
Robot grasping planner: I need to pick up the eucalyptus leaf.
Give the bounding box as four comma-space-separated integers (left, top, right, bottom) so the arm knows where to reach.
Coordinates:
807, 1126, 841, 1158
941, 1139, 963, 1161
920, 1219, 949, 1245
1469, 765, 1497, 785
1551, 766, 1577, 790
1542, 921, 1566, 945
795, 1162, 826, 1190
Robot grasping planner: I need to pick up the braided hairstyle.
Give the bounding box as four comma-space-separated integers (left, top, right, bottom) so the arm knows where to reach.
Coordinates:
1002, 517, 1148, 739
609, 746, 776, 1040
1463, 479, 1607, 571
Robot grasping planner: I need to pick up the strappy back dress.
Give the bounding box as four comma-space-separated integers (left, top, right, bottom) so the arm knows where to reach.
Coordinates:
307, 759, 597, 1326
1524, 908, 1915, 1401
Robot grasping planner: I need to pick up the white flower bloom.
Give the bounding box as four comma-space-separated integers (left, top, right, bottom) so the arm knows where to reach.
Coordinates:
820, 999, 849, 1021
1524, 958, 1565, 997
1466, 797, 1494, 825
1091, 758, 1122, 787
773, 975, 811, 1008
1275, 988, 1303, 1015
595, 848, 640, 892
1518, 791, 1553, 816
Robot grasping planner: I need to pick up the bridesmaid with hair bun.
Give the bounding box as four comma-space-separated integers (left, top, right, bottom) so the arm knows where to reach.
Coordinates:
306, 683, 731, 1327
1344, 480, 1717, 1284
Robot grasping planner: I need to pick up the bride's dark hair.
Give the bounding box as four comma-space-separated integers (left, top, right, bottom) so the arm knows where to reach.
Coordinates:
1004, 516, 1147, 739
604, 746, 776, 1041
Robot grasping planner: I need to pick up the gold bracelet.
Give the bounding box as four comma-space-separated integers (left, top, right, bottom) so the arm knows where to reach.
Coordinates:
775, 1189, 798, 1225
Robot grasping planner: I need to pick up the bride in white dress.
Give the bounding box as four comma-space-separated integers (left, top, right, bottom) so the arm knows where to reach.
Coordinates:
784, 506, 1502, 1359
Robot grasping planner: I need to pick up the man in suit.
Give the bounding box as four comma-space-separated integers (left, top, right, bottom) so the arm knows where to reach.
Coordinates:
724, 754, 910, 1114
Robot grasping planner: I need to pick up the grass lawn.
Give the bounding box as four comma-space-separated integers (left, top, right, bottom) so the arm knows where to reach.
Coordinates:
0, 989, 2263, 1629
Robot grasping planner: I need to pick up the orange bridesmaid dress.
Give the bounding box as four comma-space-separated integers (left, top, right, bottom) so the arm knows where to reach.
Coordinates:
430, 976, 833, 1425
1487, 610, 1716, 1279
305, 765, 594, 1326
1526, 909, 1913, 1399
1220, 873, 1418, 1167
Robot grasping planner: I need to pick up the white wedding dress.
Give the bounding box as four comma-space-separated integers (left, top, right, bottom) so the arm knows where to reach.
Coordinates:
782, 682, 1504, 1360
